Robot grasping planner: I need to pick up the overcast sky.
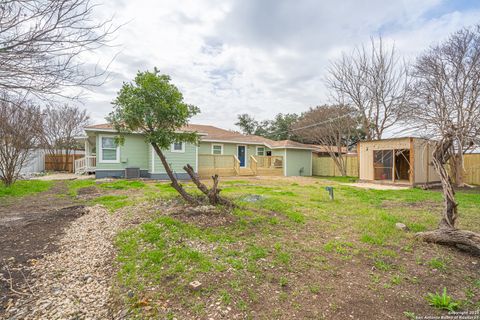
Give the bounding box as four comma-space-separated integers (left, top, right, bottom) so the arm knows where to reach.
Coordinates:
83, 0, 480, 131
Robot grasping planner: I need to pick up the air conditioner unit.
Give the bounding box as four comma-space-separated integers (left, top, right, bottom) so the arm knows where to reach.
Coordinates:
125, 167, 140, 179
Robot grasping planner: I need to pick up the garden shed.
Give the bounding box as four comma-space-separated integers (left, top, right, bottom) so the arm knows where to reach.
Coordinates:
358, 137, 440, 186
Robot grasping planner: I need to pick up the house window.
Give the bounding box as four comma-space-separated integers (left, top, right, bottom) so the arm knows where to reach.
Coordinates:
101, 136, 118, 162
212, 144, 223, 155
257, 147, 265, 156
171, 142, 185, 153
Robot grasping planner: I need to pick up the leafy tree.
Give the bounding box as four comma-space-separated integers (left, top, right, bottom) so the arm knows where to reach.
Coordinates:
294, 105, 360, 176
108, 69, 200, 204
108, 69, 231, 206
235, 114, 258, 135
268, 113, 299, 140
235, 113, 299, 140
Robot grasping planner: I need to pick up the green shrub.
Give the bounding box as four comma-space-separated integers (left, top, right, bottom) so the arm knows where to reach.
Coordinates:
426, 288, 459, 311
428, 258, 447, 271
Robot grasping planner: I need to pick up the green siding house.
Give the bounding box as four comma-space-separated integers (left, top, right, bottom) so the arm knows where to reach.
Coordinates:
76, 123, 314, 179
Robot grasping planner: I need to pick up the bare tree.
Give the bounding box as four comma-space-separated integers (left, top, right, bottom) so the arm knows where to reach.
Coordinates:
326, 37, 411, 140
42, 104, 90, 171
0, 93, 44, 186
0, 0, 117, 101
409, 25, 480, 254
294, 105, 360, 176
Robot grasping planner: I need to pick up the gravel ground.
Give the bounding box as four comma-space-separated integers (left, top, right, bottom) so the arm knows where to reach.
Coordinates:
32, 173, 94, 181
4, 205, 124, 319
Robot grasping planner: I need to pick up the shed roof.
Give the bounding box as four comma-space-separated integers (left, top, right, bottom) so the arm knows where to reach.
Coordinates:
359, 136, 430, 144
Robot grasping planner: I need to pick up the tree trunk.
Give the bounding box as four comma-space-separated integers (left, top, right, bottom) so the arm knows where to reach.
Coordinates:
338, 156, 347, 176
183, 164, 233, 207
328, 151, 347, 177
416, 228, 480, 256
431, 142, 457, 228
416, 139, 480, 255
63, 149, 70, 172
151, 143, 199, 205
452, 154, 465, 187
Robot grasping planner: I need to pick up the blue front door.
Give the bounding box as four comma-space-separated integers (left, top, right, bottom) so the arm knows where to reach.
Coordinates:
237, 146, 246, 167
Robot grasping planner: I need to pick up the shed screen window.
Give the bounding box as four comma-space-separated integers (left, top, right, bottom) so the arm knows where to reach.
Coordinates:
212, 145, 223, 155
101, 137, 117, 161
373, 150, 393, 180
257, 147, 265, 156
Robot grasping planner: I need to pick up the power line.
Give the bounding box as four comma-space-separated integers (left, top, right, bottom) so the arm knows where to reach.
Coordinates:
272, 110, 359, 137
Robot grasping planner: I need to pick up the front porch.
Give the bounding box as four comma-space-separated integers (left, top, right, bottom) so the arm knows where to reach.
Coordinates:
74, 135, 97, 174
198, 155, 283, 178
74, 156, 96, 174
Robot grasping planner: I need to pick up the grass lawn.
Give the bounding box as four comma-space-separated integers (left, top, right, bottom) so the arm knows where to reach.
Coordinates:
0, 180, 54, 199
112, 177, 479, 318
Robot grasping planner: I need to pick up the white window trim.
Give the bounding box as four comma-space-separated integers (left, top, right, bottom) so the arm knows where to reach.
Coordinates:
98, 134, 120, 164
211, 143, 224, 155
171, 142, 185, 153
256, 146, 265, 156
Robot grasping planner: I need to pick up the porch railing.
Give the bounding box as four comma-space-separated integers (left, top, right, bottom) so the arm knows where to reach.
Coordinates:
233, 155, 241, 175
74, 156, 96, 174
250, 155, 258, 175
197, 154, 283, 177
198, 154, 236, 168
253, 155, 283, 168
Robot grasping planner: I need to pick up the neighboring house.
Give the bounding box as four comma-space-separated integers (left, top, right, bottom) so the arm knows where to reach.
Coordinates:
19, 149, 45, 176
358, 137, 440, 186
75, 124, 315, 179
0, 149, 45, 179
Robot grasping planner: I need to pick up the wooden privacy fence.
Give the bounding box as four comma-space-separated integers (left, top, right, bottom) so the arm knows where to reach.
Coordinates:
45, 154, 84, 173
462, 154, 480, 185
313, 153, 480, 185
312, 155, 359, 177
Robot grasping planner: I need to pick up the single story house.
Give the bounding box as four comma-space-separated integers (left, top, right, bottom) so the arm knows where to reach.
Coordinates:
358, 137, 440, 186
75, 124, 314, 179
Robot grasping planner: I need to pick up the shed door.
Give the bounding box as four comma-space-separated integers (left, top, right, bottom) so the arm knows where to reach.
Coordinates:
373, 150, 393, 180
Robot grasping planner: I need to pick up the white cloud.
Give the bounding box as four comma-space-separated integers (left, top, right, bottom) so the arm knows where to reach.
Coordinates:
81, 0, 480, 131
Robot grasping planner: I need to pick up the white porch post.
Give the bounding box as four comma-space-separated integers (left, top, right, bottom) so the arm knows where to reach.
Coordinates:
85, 138, 90, 156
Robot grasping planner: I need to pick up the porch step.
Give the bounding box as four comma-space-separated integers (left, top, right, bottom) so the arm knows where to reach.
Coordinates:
238, 168, 254, 176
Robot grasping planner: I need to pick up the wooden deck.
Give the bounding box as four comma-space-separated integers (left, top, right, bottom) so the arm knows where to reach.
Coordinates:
198, 154, 283, 178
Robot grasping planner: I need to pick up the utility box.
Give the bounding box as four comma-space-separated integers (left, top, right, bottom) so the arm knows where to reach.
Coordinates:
125, 167, 140, 179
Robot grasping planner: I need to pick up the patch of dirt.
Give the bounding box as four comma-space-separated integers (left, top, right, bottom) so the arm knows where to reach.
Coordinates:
0, 182, 83, 316
170, 205, 237, 228
343, 182, 410, 190
382, 200, 443, 211
75, 186, 101, 201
